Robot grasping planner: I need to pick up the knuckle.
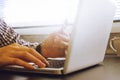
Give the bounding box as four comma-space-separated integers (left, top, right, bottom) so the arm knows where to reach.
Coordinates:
28, 48, 34, 52
12, 58, 20, 64
22, 51, 29, 56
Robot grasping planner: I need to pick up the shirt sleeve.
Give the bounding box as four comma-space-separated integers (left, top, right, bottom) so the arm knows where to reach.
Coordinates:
0, 18, 39, 49
16, 39, 39, 49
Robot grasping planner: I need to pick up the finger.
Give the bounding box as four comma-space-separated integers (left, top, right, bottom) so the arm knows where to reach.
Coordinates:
54, 41, 69, 49
60, 41, 69, 49
57, 25, 68, 35
57, 30, 69, 37
9, 58, 34, 70
8, 45, 49, 66
58, 29, 65, 35
54, 34, 69, 42
14, 51, 46, 68
28, 48, 49, 66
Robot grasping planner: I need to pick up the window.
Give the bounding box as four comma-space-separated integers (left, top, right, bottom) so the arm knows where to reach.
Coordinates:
1, 0, 79, 28
114, 0, 120, 21
0, 0, 120, 28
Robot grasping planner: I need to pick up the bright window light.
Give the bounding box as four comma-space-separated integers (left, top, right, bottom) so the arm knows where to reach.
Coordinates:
2, 0, 79, 27
0, 0, 120, 28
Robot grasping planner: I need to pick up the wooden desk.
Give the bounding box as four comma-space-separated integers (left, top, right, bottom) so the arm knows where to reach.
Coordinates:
0, 55, 120, 80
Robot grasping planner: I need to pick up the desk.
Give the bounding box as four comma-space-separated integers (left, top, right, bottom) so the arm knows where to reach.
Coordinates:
0, 55, 120, 80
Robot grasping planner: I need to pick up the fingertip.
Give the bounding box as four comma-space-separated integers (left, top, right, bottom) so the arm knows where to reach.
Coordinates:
56, 28, 64, 34
39, 63, 46, 68
28, 65, 35, 70
11, 58, 35, 70
45, 60, 50, 66
36, 60, 47, 68
21, 62, 36, 70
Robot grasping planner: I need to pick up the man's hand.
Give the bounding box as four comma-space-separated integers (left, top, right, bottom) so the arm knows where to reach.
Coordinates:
0, 43, 49, 69
41, 30, 70, 58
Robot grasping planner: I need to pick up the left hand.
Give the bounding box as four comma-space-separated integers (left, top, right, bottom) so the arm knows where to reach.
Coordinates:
0, 43, 49, 69
40, 30, 70, 58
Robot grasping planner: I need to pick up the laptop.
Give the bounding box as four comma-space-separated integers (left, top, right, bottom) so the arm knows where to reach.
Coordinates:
1, 0, 116, 75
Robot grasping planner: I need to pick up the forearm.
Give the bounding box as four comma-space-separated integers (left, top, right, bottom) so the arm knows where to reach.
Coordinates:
0, 18, 41, 53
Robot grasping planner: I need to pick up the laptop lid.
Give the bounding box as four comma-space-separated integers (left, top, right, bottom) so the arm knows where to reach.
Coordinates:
63, 0, 116, 74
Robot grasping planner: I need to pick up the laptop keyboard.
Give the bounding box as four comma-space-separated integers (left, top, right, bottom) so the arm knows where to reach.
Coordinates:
33, 58, 65, 68
47, 58, 65, 68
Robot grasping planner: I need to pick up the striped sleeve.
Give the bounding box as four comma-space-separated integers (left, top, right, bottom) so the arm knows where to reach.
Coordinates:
0, 19, 19, 47
0, 19, 39, 49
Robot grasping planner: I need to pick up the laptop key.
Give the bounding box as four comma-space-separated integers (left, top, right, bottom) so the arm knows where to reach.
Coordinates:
32, 58, 65, 68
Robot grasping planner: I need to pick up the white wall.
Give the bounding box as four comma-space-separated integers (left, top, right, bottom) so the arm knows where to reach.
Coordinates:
14, 22, 120, 35
14, 27, 61, 35
14, 25, 73, 35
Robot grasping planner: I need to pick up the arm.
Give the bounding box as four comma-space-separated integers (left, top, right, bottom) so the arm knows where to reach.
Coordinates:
0, 18, 70, 58
0, 18, 39, 49
0, 19, 48, 69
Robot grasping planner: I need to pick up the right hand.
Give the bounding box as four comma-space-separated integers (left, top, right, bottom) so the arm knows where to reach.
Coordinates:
41, 30, 70, 58
0, 43, 49, 70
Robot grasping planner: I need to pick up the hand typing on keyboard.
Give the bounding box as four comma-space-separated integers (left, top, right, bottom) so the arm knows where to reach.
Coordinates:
30, 58, 65, 68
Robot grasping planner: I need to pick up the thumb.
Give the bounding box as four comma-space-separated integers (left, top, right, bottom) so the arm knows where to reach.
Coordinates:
57, 25, 69, 36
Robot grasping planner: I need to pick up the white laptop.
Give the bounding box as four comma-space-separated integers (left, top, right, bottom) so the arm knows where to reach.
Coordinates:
1, 0, 116, 75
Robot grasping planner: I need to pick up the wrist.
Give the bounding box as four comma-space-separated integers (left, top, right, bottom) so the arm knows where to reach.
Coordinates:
35, 44, 42, 54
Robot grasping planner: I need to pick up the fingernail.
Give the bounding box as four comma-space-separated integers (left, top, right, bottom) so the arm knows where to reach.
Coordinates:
46, 61, 50, 66
41, 63, 46, 68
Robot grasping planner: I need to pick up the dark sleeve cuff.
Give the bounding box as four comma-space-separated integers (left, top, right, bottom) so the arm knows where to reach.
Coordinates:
35, 44, 41, 54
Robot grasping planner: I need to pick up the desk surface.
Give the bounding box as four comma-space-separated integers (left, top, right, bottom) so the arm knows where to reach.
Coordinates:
0, 55, 120, 80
